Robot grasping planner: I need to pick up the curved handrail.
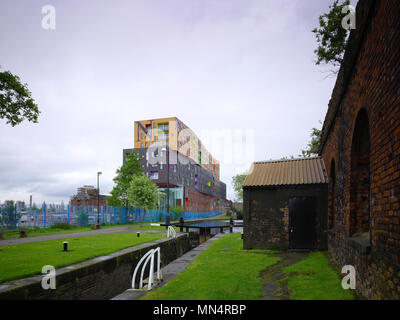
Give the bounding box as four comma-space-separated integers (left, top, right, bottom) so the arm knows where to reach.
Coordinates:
154, 247, 161, 280
131, 247, 162, 290
131, 249, 154, 289
139, 252, 154, 290
167, 225, 176, 238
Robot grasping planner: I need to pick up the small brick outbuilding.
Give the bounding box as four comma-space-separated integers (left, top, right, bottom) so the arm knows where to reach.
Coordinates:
243, 157, 329, 250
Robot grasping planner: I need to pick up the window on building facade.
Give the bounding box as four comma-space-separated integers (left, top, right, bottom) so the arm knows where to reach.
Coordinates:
158, 123, 169, 141
150, 171, 159, 180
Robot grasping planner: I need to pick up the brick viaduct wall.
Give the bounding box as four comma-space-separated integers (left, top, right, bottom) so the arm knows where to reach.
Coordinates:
0, 234, 191, 300
320, 0, 400, 299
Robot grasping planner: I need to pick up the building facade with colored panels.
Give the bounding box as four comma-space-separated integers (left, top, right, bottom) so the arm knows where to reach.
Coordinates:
125, 117, 226, 212
133, 117, 220, 180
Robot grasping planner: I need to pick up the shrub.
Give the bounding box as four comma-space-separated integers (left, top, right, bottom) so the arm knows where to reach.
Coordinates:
169, 206, 183, 221
18, 227, 28, 238
76, 207, 88, 226
51, 222, 72, 230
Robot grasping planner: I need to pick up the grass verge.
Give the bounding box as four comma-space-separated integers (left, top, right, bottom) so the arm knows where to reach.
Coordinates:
0, 233, 162, 283
1, 223, 143, 240
142, 233, 280, 300
283, 251, 355, 300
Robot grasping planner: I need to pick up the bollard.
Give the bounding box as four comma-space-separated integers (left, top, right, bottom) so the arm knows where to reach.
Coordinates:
137, 232, 140, 238
63, 241, 68, 252
179, 217, 184, 232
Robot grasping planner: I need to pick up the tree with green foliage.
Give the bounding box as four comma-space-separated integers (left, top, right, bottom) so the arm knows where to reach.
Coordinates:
232, 173, 247, 202
0, 201, 15, 229
108, 150, 142, 208
312, 0, 351, 70
300, 125, 322, 158
127, 174, 161, 221
0, 68, 40, 126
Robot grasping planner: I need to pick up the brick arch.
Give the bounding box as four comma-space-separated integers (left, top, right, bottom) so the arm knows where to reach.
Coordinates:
328, 158, 336, 229
349, 108, 371, 238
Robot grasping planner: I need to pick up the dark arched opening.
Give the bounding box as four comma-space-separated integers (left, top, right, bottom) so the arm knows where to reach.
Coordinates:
349, 109, 371, 238
328, 159, 336, 229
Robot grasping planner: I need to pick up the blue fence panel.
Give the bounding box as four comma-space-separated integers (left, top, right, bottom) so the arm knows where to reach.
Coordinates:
10, 204, 220, 229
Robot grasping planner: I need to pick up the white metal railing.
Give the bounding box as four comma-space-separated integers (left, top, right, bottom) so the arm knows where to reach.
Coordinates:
167, 225, 176, 238
131, 247, 162, 290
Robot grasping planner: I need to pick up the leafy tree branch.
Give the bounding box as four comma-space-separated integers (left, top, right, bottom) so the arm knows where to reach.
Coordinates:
0, 68, 40, 126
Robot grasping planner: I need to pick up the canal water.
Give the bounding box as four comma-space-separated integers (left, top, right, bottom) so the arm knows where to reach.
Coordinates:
183, 220, 243, 234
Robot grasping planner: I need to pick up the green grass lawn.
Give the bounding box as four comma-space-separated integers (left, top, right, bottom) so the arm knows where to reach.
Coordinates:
142, 233, 280, 300
212, 215, 231, 220
283, 251, 355, 300
0, 233, 162, 283
1, 223, 147, 240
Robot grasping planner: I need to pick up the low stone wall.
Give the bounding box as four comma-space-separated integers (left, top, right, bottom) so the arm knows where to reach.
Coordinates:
0, 233, 191, 300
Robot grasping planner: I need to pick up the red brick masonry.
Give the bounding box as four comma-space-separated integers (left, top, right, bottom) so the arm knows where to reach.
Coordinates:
320, 0, 400, 299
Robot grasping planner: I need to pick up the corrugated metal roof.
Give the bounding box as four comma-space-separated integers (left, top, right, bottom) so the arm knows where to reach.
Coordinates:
243, 157, 328, 187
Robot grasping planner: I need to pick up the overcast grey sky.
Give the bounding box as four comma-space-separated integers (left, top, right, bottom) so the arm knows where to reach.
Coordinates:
0, 0, 357, 205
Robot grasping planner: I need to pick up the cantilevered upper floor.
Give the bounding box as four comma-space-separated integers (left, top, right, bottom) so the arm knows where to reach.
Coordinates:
134, 117, 220, 179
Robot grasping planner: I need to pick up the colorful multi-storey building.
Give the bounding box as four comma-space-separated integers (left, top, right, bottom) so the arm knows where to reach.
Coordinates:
123, 117, 226, 212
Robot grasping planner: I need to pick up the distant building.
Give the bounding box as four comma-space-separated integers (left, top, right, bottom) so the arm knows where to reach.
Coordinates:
124, 117, 226, 212
70, 185, 108, 206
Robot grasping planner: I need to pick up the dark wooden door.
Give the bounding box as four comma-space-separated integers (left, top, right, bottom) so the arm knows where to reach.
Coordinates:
289, 197, 316, 249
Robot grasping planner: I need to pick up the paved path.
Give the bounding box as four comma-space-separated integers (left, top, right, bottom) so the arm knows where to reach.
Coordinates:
261, 251, 309, 300
0, 214, 229, 247
111, 233, 226, 300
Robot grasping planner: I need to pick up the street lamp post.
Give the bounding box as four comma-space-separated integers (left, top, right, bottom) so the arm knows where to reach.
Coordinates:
97, 171, 102, 226
166, 133, 170, 229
